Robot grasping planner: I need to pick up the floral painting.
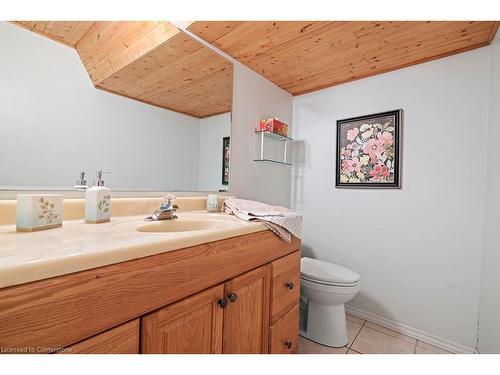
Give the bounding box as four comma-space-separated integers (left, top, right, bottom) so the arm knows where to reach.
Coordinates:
336, 110, 401, 188
222, 136, 230, 185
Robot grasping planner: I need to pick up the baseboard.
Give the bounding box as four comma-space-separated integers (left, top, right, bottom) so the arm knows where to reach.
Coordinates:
345, 305, 475, 354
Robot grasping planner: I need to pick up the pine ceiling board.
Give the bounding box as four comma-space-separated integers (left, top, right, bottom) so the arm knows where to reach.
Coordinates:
185, 21, 245, 43
144, 65, 233, 118
97, 66, 232, 118
95, 32, 204, 93
76, 21, 181, 84
89, 26, 233, 118
136, 48, 231, 100
111, 32, 204, 85
277, 21, 497, 94
283, 31, 492, 94
224, 22, 442, 76
12, 21, 94, 47
225, 22, 420, 87
189, 21, 498, 95
99, 46, 230, 102
488, 22, 500, 43
269, 22, 490, 84
277, 22, 495, 93
97, 61, 233, 118
11, 20, 233, 118
188, 21, 331, 60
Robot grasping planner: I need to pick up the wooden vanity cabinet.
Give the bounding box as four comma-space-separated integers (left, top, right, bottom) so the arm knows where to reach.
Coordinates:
222, 264, 270, 354
141, 285, 224, 354
269, 251, 301, 354
140, 264, 271, 354
269, 306, 299, 354
0, 231, 300, 354
64, 319, 140, 354
140, 252, 300, 355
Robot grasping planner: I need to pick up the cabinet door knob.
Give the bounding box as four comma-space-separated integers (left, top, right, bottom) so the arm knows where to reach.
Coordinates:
286, 282, 294, 290
218, 298, 228, 309
285, 340, 292, 349
229, 292, 238, 303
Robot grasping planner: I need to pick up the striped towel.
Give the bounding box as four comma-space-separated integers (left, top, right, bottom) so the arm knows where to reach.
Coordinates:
224, 197, 302, 242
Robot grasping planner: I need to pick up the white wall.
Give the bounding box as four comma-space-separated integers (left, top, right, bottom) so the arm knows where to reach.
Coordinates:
478, 34, 500, 353
231, 63, 293, 207
177, 23, 294, 207
198, 112, 231, 191
0, 22, 200, 191
291, 48, 491, 349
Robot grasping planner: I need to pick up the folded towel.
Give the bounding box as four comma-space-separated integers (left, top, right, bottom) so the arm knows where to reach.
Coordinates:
224, 197, 302, 242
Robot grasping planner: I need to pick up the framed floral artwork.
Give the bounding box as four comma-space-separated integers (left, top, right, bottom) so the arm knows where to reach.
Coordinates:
222, 136, 230, 185
336, 109, 402, 188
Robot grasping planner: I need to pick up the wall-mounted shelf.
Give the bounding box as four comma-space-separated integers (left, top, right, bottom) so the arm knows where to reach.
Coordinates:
255, 130, 293, 142
253, 159, 293, 166
254, 130, 293, 166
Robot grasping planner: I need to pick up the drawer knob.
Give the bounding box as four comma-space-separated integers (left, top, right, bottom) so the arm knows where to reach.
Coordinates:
285, 340, 292, 349
218, 298, 228, 309
286, 282, 294, 290
229, 292, 238, 303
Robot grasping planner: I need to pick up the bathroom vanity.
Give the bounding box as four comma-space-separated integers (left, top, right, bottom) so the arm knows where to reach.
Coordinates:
0, 200, 301, 354
0, 21, 302, 355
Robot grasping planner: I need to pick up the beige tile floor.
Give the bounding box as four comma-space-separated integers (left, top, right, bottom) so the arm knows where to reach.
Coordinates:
298, 313, 453, 354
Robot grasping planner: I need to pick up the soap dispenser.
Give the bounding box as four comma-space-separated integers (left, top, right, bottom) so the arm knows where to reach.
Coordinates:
75, 171, 89, 190
85, 170, 111, 224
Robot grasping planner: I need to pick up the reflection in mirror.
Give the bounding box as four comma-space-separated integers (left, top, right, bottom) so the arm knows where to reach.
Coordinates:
0, 21, 232, 192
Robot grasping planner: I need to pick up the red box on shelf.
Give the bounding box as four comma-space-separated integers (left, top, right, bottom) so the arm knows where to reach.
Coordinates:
259, 118, 288, 137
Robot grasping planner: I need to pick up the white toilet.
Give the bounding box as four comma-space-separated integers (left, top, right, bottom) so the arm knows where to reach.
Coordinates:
299, 257, 360, 347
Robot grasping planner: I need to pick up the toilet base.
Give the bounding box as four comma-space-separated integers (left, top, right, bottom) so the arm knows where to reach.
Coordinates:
300, 301, 348, 348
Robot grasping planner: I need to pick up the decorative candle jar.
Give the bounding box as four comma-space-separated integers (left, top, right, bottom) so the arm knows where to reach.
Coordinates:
16, 194, 63, 232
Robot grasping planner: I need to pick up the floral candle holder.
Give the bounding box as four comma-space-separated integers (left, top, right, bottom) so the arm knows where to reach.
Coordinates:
206, 194, 220, 212
16, 194, 63, 232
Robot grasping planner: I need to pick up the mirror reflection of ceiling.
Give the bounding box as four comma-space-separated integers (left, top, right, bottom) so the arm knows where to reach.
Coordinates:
12, 21, 233, 118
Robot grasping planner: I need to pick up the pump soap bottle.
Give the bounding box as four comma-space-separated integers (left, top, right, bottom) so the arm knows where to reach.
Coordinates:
85, 170, 111, 224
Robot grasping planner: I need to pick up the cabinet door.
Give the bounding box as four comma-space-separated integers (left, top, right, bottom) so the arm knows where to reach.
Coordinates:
269, 305, 299, 354
141, 284, 224, 354
223, 264, 271, 354
64, 319, 139, 354
270, 251, 300, 324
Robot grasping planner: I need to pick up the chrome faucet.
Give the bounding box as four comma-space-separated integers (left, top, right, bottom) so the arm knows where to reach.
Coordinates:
145, 194, 179, 221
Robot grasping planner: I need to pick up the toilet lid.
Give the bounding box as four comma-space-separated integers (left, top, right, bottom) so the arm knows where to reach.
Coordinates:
300, 257, 360, 285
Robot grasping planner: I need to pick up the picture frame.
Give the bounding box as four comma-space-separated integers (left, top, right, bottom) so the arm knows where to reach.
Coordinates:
222, 136, 230, 185
336, 109, 402, 188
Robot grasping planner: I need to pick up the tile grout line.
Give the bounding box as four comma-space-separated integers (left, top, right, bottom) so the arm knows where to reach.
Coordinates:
347, 307, 461, 353
353, 319, 420, 354
306, 314, 450, 354
348, 318, 367, 352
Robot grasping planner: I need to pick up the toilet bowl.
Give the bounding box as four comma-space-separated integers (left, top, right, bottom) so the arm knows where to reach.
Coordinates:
299, 257, 360, 347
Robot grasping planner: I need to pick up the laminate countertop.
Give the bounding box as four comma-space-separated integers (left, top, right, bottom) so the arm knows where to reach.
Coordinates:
0, 211, 267, 289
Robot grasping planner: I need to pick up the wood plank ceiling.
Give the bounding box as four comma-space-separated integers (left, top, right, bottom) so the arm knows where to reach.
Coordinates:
75, 21, 233, 118
11, 21, 499, 103
187, 21, 499, 95
12, 21, 233, 118
12, 21, 94, 47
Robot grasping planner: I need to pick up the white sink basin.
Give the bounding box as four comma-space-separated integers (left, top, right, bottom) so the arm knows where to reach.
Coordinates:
136, 218, 237, 233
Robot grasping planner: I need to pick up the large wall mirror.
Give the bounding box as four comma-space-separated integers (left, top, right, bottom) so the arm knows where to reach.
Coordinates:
0, 21, 233, 193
